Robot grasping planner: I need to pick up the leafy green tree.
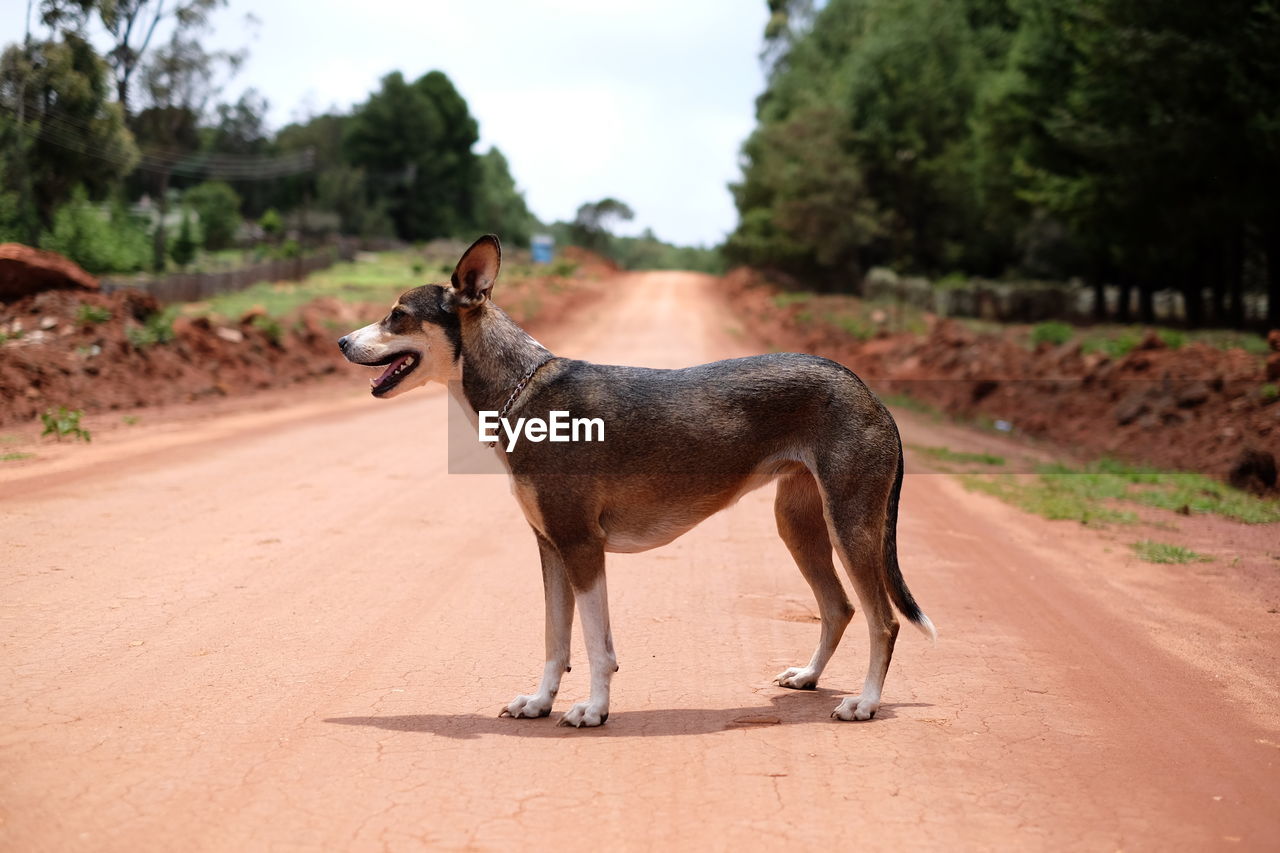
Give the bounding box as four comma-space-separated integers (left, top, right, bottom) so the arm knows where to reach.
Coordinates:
473, 147, 538, 247
39, 187, 150, 273
169, 206, 198, 266
259, 207, 282, 241
39, 0, 229, 119
0, 33, 138, 233
184, 180, 240, 249
569, 198, 634, 254
344, 70, 480, 241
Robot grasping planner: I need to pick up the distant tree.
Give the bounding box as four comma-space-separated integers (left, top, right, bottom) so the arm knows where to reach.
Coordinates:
169, 206, 198, 266
473, 147, 538, 247
39, 186, 150, 273
38, 0, 229, 119
344, 70, 480, 241
0, 34, 138, 235
183, 180, 240, 249
569, 198, 634, 253
259, 207, 282, 241
132, 30, 239, 267
726, 104, 880, 286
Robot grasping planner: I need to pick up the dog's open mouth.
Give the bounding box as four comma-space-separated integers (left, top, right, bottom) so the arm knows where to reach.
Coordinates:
363, 351, 420, 397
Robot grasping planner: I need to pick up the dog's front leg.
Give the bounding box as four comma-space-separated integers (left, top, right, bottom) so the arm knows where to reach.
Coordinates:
501, 535, 574, 719
558, 543, 615, 728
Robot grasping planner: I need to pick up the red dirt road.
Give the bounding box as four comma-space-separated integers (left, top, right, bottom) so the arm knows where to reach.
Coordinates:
2, 271, 1278, 850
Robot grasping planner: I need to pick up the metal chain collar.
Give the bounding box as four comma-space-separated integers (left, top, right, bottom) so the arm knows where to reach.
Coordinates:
485, 356, 556, 448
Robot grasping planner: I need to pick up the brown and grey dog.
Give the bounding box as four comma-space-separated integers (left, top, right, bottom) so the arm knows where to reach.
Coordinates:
339, 235, 935, 727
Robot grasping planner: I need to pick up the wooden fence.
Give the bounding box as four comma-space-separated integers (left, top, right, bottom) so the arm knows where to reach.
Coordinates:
862, 268, 1271, 327
101, 244, 355, 304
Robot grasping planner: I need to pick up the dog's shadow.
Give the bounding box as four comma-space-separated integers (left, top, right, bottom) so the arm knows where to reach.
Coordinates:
324, 690, 932, 739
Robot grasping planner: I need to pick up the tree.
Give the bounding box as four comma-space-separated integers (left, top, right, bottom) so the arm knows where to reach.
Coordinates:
473, 147, 538, 247
169, 206, 198, 266
569, 198, 634, 253
39, 0, 229, 119
133, 30, 238, 268
344, 70, 480, 241
184, 180, 240, 249
727, 104, 880, 286
0, 33, 138, 234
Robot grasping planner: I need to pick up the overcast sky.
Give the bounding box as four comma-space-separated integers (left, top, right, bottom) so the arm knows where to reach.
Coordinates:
12, 1, 770, 246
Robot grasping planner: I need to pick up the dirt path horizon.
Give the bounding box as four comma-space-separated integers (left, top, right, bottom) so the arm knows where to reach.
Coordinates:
3, 270, 1277, 850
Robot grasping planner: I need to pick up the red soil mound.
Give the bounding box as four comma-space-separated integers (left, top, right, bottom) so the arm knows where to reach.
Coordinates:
0, 273, 596, 428
0, 244, 99, 301
722, 269, 1280, 488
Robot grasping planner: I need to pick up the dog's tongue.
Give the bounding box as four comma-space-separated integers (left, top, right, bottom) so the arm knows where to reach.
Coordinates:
372, 354, 410, 387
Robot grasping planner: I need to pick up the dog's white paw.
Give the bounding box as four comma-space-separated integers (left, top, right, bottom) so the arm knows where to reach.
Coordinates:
499, 693, 553, 719
831, 695, 879, 721
774, 666, 819, 690
558, 702, 608, 728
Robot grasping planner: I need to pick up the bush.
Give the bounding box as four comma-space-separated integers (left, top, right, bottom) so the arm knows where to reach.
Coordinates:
259, 208, 283, 241
169, 208, 199, 268
1030, 321, 1073, 347
75, 304, 111, 325
39, 188, 150, 274
126, 308, 177, 349
40, 407, 91, 442
184, 181, 242, 250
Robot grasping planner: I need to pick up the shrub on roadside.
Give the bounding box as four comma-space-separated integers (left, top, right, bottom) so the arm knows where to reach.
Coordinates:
1030, 321, 1073, 347
169, 208, 199, 268
39, 188, 150, 274
184, 181, 242, 251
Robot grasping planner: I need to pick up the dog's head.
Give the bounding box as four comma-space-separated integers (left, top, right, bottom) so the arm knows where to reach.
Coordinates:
338, 235, 500, 398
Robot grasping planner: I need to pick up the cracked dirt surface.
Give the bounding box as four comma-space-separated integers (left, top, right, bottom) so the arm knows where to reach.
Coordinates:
2, 271, 1278, 850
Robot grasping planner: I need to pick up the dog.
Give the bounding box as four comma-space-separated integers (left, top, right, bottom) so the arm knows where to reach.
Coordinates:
338, 235, 935, 727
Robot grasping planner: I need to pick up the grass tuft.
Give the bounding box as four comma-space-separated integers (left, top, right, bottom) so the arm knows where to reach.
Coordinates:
1130, 540, 1211, 564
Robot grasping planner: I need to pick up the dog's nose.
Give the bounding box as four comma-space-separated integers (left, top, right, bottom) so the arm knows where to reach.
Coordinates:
338, 335, 349, 353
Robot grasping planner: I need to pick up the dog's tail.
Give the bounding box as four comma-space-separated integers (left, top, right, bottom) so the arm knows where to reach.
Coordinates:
884, 431, 937, 643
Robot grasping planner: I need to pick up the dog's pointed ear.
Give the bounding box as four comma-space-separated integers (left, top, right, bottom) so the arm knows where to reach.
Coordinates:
451, 235, 501, 310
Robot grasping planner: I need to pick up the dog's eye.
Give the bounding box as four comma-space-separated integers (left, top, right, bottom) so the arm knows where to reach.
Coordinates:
388, 308, 405, 322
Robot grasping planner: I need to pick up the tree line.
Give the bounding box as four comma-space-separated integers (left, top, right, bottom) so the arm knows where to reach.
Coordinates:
726, 0, 1280, 328
0, 0, 549, 273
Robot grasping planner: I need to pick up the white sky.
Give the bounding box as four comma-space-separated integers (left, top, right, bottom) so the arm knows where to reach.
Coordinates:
10, 1, 770, 246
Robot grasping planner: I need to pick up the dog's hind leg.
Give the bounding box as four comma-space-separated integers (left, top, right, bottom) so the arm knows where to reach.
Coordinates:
772, 468, 854, 690
819, 466, 900, 721
501, 534, 575, 719
558, 542, 615, 728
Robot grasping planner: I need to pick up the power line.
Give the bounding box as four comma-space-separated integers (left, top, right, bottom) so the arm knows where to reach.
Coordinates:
1, 99, 317, 180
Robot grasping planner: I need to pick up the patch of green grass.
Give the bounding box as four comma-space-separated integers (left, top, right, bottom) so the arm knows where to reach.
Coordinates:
960, 457, 1280, 526
122, 415, 140, 426
830, 313, 875, 341
1, 451, 34, 461
75, 304, 112, 325
880, 392, 942, 419
1082, 329, 1142, 358
772, 292, 812, 308
959, 473, 1138, 525
915, 445, 1005, 466
1030, 321, 1073, 347
126, 308, 178, 349
194, 252, 421, 320
1130, 540, 1211, 564
0, 434, 20, 444
1260, 383, 1278, 402
1156, 328, 1185, 349
251, 314, 284, 345
40, 407, 91, 443
549, 257, 579, 277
